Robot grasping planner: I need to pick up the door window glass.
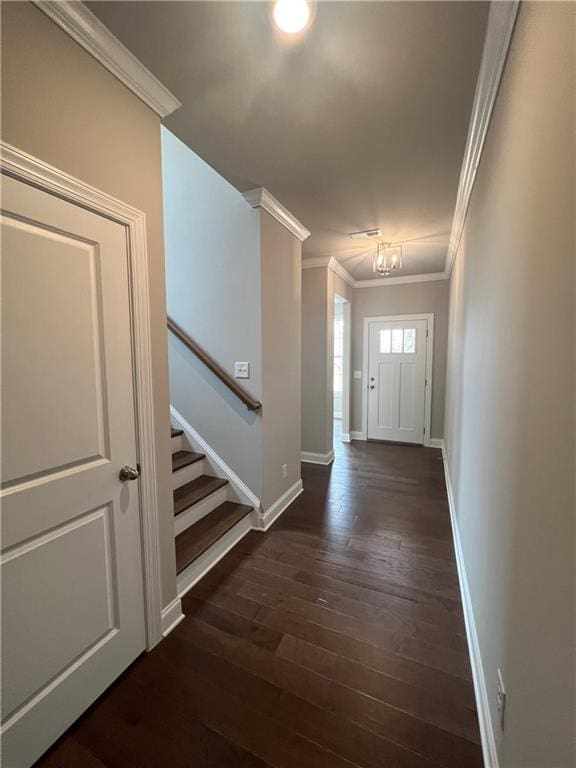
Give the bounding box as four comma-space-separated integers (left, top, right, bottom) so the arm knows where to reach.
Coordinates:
379, 327, 417, 354
379, 329, 391, 353
403, 328, 416, 354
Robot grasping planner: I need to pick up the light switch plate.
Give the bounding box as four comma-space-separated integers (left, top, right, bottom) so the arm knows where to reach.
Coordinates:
235, 362, 250, 379
353, 370, 362, 379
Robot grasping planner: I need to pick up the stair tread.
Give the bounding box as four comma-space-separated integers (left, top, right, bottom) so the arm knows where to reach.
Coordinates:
171, 428, 183, 438
173, 475, 228, 516
172, 450, 205, 473
175, 501, 252, 574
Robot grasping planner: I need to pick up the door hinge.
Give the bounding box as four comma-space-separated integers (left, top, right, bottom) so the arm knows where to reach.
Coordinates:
425, 378, 428, 387
426, 329, 429, 338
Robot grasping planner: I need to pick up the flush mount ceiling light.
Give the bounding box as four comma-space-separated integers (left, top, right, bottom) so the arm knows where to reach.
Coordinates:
273, 0, 311, 34
373, 243, 403, 277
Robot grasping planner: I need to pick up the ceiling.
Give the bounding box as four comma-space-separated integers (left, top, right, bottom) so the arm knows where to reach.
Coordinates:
87, 1, 489, 280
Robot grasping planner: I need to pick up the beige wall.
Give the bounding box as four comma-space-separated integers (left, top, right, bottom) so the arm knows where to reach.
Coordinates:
444, 4, 575, 766
301, 266, 355, 457
1, 2, 177, 608
301, 268, 330, 455
302, 267, 448, 453
261, 211, 302, 509
351, 280, 449, 438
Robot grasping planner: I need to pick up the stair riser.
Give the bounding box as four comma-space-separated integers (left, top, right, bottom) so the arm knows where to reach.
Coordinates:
176, 514, 252, 599
171, 434, 183, 453
172, 460, 205, 490
174, 486, 228, 536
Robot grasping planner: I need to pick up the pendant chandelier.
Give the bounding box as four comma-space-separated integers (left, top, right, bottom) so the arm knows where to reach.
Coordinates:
373, 243, 403, 276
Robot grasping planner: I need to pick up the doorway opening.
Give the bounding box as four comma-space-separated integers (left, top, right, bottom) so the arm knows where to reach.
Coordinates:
333, 294, 351, 443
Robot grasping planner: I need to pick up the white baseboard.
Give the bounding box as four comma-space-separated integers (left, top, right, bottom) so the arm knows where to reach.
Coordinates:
301, 449, 334, 465
254, 479, 303, 532
170, 405, 260, 510
340, 433, 351, 443
441, 444, 497, 768
429, 438, 444, 449
160, 597, 184, 638
350, 430, 366, 441
176, 513, 252, 599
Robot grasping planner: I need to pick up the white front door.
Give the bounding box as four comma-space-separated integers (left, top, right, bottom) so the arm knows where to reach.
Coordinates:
1, 173, 146, 767
367, 318, 428, 443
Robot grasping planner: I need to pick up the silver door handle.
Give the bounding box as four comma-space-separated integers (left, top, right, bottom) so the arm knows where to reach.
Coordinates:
119, 465, 140, 482
369, 385, 375, 390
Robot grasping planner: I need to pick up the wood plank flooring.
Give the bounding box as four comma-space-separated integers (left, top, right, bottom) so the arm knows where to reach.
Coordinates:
35, 428, 481, 768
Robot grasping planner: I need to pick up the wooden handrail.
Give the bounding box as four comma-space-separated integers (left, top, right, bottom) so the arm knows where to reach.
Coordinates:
167, 316, 262, 412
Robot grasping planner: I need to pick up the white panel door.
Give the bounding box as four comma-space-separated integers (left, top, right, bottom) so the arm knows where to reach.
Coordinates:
1, 174, 146, 767
367, 319, 428, 443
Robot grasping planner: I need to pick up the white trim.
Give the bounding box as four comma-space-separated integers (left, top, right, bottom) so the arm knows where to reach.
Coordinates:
441, 444, 498, 768
171, 455, 204, 490
1, 142, 164, 649
174, 486, 228, 537
341, 433, 351, 443
362, 313, 434, 447
170, 405, 260, 511
255, 480, 303, 532
243, 188, 310, 242
335, 294, 352, 440
302, 256, 448, 289
160, 598, 185, 638
301, 450, 334, 465
33, 1, 181, 118
445, 1, 519, 275
177, 514, 252, 599
329, 257, 356, 288
429, 438, 444, 449
350, 430, 366, 441
354, 272, 448, 288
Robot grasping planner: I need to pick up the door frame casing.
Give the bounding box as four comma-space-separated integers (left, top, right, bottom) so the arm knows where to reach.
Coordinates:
1, 142, 164, 648
361, 313, 434, 446
334, 293, 351, 441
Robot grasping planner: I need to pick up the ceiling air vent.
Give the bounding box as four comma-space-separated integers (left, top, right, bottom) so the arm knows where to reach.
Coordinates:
349, 229, 382, 240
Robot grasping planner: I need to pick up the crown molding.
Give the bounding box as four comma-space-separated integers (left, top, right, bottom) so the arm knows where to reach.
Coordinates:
32, 0, 181, 118
301, 255, 355, 290
354, 272, 449, 288
302, 256, 447, 288
243, 188, 311, 242
445, 0, 520, 275
328, 257, 356, 288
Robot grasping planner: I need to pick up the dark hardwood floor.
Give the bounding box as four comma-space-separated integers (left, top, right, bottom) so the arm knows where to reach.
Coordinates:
36, 424, 481, 768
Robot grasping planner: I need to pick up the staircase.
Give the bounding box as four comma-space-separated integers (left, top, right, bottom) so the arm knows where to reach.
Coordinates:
171, 427, 253, 595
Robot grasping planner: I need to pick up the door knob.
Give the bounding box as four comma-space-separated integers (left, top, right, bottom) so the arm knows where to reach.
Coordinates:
119, 465, 140, 482
369, 385, 375, 390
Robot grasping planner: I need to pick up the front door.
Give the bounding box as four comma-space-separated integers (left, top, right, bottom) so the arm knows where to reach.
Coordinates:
367, 318, 428, 443
1, 172, 146, 767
